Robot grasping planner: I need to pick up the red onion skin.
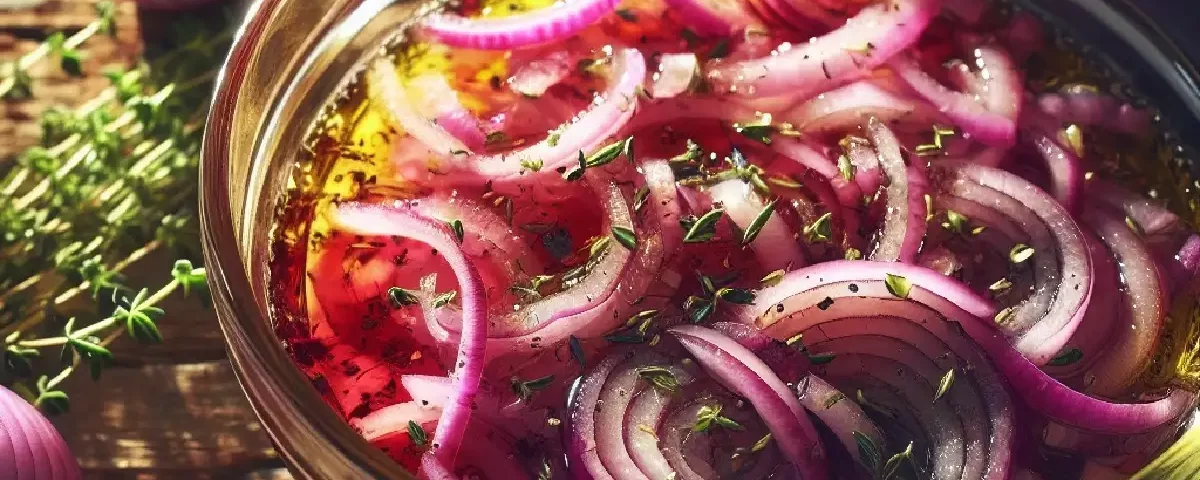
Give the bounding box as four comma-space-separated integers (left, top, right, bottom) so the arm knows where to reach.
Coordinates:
420, 0, 621, 50
706, 0, 938, 98
0, 385, 81, 480
747, 261, 1190, 435
332, 203, 488, 471
669, 325, 828, 480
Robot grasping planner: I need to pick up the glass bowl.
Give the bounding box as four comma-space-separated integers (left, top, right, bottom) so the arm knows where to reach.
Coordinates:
198, 0, 1200, 478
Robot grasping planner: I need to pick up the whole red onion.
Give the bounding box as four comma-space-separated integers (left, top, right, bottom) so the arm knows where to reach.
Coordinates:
0, 385, 81, 479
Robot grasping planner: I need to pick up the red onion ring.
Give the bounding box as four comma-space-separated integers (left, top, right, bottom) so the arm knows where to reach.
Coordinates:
867, 118, 928, 263
932, 161, 1092, 364
0, 385, 81, 480
1077, 205, 1166, 397
420, 0, 621, 50
1044, 231, 1122, 382
708, 178, 806, 271
705, 0, 938, 98
772, 138, 862, 208
332, 202, 488, 469
407, 74, 488, 149
746, 261, 1190, 435
1036, 88, 1151, 136
669, 325, 828, 479
370, 59, 472, 157
891, 44, 1022, 147
1031, 134, 1085, 216
781, 80, 944, 136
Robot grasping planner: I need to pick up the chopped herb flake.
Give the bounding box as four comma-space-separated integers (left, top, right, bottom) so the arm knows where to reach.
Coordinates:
637, 366, 680, 392
716, 287, 756, 305
1048, 348, 1083, 366
884, 274, 911, 299
408, 420, 427, 447
1009, 243, 1035, 264
612, 226, 638, 250
388, 287, 420, 307
511, 374, 555, 401
761, 269, 785, 287
854, 430, 883, 474
684, 207, 724, 243
933, 369, 955, 403
742, 198, 778, 245
838, 155, 856, 182
448, 219, 465, 244
431, 290, 457, 308
569, 335, 586, 368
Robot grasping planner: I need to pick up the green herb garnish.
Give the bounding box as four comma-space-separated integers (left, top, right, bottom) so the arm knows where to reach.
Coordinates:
742, 198, 778, 245
511, 374, 555, 401
612, 226, 637, 250
884, 274, 911, 299
637, 366, 680, 392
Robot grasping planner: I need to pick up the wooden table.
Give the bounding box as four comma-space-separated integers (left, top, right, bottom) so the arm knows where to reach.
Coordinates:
0, 1, 291, 478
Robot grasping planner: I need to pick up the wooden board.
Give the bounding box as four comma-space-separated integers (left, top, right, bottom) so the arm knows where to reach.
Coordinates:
0, 1, 294, 478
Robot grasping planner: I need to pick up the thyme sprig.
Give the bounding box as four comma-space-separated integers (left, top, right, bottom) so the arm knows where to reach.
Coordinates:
0, 9, 232, 413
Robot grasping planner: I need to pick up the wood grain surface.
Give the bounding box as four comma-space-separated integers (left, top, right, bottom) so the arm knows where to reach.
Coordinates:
0, 1, 293, 478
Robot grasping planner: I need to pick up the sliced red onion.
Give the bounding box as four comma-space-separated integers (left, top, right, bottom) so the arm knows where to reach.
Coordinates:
1036, 88, 1151, 136
781, 81, 943, 136
0, 385, 81, 480
932, 161, 1092, 364
806, 317, 1003, 479
1077, 205, 1166, 397
664, 0, 760, 36
407, 74, 488, 149
625, 379, 678, 479
353, 400, 444, 443
449, 49, 646, 187
891, 44, 1022, 147
772, 138, 862, 208
419, 0, 621, 50
669, 324, 828, 479
708, 178, 806, 271
711, 322, 884, 475
650, 53, 699, 99
706, 0, 938, 98
1044, 231, 1121, 382
567, 350, 627, 480
1085, 180, 1194, 298
866, 118, 928, 263
370, 59, 471, 156
760, 0, 842, 30
1031, 134, 1084, 216
412, 194, 546, 285
843, 137, 884, 198
509, 50, 575, 98
332, 202, 488, 468
746, 261, 1191, 435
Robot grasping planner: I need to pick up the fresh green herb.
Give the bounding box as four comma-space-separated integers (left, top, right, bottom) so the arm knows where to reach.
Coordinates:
884, 274, 911, 299
388, 287, 420, 307
808, 352, 837, 365
569, 335, 586, 368
943, 210, 968, 233
844, 248, 863, 260
971, 225, 987, 236
622, 136, 635, 164
751, 433, 773, 453
686, 296, 715, 324
408, 420, 428, 447
716, 287, 756, 305
669, 139, 703, 165
694, 403, 743, 432
1126, 216, 1144, 236
520, 158, 544, 172
734, 113, 775, 145
786, 333, 805, 346
1048, 348, 1084, 366
994, 307, 1016, 326
742, 198, 778, 245
584, 138, 630, 169
637, 366, 680, 392
803, 212, 833, 243
933, 368, 955, 403
485, 131, 507, 146
838, 155, 856, 182
536, 458, 553, 480
511, 374, 555, 401
546, 129, 562, 147
824, 391, 847, 409
431, 290, 457, 308
684, 207, 724, 243
633, 186, 650, 212
989, 277, 1012, 294
854, 431, 884, 475
612, 226, 638, 250
761, 269, 785, 287
448, 219, 465, 243
1009, 243, 1035, 264
626, 309, 660, 327
881, 442, 915, 479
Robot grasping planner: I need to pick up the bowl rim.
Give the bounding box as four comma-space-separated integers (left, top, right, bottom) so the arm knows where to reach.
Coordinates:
199, 0, 1200, 478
